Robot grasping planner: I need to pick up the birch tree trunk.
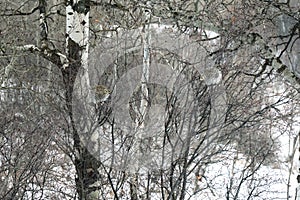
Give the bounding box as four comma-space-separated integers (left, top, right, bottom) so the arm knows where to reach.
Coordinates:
129, 6, 152, 200
297, 132, 300, 200
64, 1, 100, 199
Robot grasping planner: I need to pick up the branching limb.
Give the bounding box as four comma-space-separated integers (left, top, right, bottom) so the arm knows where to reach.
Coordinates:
13, 44, 70, 68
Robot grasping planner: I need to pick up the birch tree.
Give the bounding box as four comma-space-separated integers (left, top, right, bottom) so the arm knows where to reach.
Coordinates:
0, 0, 300, 199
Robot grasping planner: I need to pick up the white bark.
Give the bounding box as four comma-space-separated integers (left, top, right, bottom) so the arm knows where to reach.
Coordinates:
66, 2, 89, 48
39, 0, 48, 49
140, 15, 151, 128
0, 51, 17, 102
134, 8, 151, 168
129, 7, 152, 199
297, 130, 300, 200
66, 1, 93, 104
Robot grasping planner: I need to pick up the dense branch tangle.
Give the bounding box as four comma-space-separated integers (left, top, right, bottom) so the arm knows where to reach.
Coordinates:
0, 0, 299, 199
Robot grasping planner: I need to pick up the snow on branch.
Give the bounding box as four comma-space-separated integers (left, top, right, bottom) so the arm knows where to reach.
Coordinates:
14, 44, 70, 68
249, 32, 300, 89
224, 32, 300, 91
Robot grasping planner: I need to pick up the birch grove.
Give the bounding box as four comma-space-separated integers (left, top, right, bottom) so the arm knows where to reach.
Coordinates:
0, 0, 299, 199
